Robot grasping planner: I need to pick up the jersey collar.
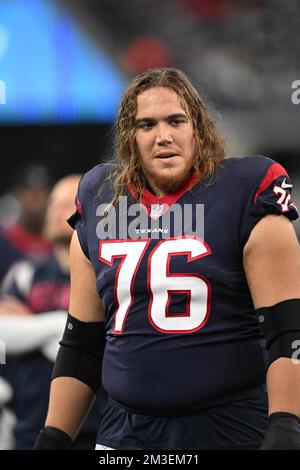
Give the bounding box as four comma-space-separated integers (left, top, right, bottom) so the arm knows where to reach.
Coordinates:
127, 170, 203, 218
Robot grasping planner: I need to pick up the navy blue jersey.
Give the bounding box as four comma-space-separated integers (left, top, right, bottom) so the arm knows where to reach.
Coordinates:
70, 156, 298, 415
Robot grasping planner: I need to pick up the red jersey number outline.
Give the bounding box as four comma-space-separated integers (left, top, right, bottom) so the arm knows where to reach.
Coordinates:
99, 236, 211, 335
273, 185, 291, 212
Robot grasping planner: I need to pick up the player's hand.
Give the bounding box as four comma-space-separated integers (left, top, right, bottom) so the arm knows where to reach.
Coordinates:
260, 412, 300, 449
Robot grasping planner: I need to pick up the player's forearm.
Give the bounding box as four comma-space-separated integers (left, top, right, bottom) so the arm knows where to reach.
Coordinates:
45, 376, 95, 440
0, 312, 66, 354
267, 357, 300, 417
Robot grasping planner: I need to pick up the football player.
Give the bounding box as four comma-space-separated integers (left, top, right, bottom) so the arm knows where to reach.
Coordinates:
34, 68, 300, 450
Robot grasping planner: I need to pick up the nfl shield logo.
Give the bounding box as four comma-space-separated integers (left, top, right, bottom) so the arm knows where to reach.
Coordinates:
150, 204, 164, 219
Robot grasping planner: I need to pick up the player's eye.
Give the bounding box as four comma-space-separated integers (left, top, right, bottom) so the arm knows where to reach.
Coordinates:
136, 121, 155, 130
169, 118, 186, 126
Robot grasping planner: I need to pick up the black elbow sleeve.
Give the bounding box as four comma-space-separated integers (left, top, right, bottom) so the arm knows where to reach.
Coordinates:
52, 313, 106, 394
256, 298, 300, 367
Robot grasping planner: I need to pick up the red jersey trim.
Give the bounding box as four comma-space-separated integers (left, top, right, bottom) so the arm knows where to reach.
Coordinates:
4, 224, 52, 255
254, 162, 288, 204
76, 197, 82, 215
127, 170, 203, 217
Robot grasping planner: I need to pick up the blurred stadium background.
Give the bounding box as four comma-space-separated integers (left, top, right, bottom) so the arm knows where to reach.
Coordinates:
0, 0, 299, 450
0, 0, 299, 229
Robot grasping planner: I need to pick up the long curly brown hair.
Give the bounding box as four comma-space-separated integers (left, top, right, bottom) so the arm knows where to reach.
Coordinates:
108, 67, 226, 206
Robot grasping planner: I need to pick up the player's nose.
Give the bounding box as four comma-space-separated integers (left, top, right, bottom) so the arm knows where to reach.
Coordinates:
155, 122, 173, 145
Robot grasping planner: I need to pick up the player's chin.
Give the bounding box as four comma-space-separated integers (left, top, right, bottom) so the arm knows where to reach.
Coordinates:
154, 168, 190, 193
155, 167, 181, 183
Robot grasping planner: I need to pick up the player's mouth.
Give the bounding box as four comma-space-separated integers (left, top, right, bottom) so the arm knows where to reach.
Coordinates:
155, 152, 178, 159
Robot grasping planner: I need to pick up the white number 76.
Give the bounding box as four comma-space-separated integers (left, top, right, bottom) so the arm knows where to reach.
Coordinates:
99, 237, 211, 335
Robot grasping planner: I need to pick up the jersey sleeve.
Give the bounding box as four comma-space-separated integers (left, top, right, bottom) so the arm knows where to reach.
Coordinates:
239, 158, 299, 248
68, 174, 91, 259
68, 163, 113, 259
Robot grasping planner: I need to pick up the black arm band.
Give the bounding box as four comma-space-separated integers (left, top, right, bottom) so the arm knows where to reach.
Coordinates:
52, 313, 106, 394
256, 298, 300, 366
33, 426, 72, 450
260, 412, 300, 450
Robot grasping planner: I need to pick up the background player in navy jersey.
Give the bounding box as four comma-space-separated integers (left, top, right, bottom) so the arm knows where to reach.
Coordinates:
0, 175, 99, 449
35, 68, 300, 450
0, 164, 53, 283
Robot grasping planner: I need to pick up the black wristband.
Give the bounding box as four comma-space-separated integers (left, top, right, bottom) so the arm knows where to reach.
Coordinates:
269, 412, 300, 425
33, 426, 72, 450
260, 412, 300, 450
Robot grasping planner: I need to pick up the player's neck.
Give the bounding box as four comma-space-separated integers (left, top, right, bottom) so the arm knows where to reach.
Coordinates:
145, 169, 200, 199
